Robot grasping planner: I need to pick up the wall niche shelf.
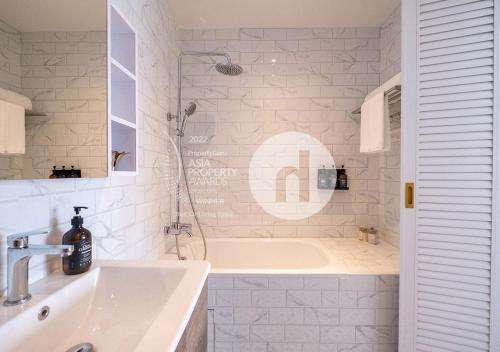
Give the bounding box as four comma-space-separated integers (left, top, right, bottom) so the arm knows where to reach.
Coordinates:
108, 5, 137, 175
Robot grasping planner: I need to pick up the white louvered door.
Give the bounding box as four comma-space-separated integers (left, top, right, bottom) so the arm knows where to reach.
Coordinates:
401, 0, 499, 351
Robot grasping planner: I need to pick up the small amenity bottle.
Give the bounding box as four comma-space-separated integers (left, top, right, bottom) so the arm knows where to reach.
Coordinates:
358, 226, 368, 241
338, 165, 348, 189
63, 206, 92, 275
368, 227, 379, 245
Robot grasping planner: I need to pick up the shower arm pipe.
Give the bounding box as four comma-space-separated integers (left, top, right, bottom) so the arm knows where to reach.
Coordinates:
176, 51, 232, 123
176, 50, 232, 117
175, 51, 232, 223
177, 50, 232, 116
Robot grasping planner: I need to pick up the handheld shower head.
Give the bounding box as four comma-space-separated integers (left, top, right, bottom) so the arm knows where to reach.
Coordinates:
178, 102, 197, 136
184, 102, 197, 117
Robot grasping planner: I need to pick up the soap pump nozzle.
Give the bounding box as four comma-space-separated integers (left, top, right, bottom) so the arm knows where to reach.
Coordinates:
71, 206, 88, 226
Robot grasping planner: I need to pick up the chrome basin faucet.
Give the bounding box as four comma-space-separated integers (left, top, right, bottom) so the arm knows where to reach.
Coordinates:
3, 231, 74, 306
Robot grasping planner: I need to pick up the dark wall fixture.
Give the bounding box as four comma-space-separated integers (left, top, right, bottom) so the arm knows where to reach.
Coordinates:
49, 166, 82, 179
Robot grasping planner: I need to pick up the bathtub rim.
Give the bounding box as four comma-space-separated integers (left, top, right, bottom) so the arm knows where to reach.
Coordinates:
169, 237, 400, 276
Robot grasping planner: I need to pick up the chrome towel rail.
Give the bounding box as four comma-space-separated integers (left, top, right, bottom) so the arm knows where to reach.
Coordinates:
351, 85, 401, 115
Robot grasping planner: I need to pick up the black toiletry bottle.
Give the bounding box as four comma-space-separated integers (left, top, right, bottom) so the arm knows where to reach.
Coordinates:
49, 166, 57, 179
63, 206, 92, 275
338, 165, 348, 189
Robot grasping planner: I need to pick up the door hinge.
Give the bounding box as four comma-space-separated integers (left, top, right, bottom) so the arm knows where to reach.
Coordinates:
405, 182, 414, 209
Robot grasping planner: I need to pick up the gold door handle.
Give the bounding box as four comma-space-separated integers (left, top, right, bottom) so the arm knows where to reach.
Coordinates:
405, 182, 414, 209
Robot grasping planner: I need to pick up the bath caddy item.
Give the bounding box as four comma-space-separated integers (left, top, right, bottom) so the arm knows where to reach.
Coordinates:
358, 226, 368, 241
335, 165, 349, 190
317, 165, 349, 190
368, 227, 379, 245
317, 166, 337, 190
112, 150, 131, 171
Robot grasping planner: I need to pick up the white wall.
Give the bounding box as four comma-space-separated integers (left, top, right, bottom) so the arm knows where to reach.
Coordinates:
378, 5, 401, 247
0, 19, 21, 92
0, 0, 178, 295
178, 27, 384, 239
380, 5, 401, 84
178, 16, 402, 241
0, 30, 108, 179
208, 274, 399, 352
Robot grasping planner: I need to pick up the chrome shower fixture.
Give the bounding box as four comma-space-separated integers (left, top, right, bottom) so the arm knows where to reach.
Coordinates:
181, 51, 243, 77
178, 102, 197, 136
215, 62, 243, 76
166, 101, 196, 126
166, 50, 243, 261
184, 102, 197, 117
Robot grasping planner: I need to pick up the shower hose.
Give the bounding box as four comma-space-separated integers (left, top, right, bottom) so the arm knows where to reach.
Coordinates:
175, 137, 208, 261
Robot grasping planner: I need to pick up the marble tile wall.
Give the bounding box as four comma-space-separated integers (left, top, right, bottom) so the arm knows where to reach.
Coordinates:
380, 5, 401, 84
0, 31, 108, 179
22, 31, 107, 178
0, 0, 178, 295
0, 19, 21, 92
178, 27, 384, 239
379, 5, 401, 247
208, 274, 399, 352
0, 19, 23, 179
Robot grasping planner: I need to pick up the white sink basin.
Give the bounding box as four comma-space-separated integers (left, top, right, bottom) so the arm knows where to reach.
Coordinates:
0, 260, 209, 352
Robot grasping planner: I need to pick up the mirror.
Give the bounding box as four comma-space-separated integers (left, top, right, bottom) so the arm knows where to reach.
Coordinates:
0, 0, 107, 180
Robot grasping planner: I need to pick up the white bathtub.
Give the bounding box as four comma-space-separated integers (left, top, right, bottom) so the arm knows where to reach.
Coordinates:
173, 237, 399, 275
163, 238, 400, 351
189, 238, 329, 270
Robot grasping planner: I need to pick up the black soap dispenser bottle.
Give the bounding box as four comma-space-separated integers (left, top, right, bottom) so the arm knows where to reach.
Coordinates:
63, 206, 92, 275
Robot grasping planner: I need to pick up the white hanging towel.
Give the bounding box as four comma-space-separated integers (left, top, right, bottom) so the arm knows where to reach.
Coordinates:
360, 91, 390, 153
0, 100, 26, 154
0, 88, 32, 110
359, 73, 400, 153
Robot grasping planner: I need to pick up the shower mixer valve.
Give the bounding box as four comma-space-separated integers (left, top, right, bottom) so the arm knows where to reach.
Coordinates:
165, 222, 192, 237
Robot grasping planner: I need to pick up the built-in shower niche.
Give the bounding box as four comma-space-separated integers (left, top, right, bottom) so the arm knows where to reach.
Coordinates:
109, 6, 137, 174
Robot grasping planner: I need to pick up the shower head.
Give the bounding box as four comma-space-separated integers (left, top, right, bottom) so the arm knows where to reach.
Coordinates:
178, 102, 197, 136
184, 102, 197, 117
216, 62, 243, 76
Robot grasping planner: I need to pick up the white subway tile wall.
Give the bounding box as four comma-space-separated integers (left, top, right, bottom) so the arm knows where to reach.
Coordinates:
0, 0, 178, 294
380, 5, 402, 84
208, 274, 399, 352
0, 30, 108, 179
0, 20, 24, 178
378, 5, 401, 247
179, 11, 402, 352
0, 19, 22, 92
178, 23, 399, 239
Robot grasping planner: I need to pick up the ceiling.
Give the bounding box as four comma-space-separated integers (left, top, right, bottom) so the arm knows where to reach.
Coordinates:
0, 0, 106, 32
169, 0, 401, 29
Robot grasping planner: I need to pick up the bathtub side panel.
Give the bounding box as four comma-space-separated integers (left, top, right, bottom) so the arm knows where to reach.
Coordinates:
207, 273, 399, 352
